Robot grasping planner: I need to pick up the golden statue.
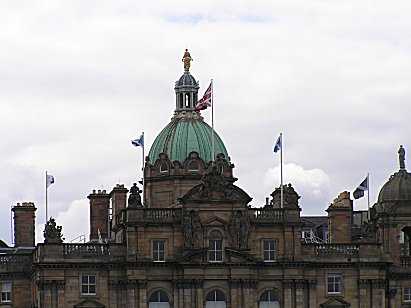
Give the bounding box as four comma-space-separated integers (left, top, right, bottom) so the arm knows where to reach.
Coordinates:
182, 49, 192, 71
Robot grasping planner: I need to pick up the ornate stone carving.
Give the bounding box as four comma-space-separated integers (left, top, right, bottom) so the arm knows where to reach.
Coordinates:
43, 217, 63, 244
307, 279, 317, 289
197, 165, 233, 199
283, 279, 294, 289
181, 210, 201, 248
295, 280, 305, 289
358, 279, 368, 289
128, 183, 142, 207
360, 221, 378, 241
229, 211, 250, 249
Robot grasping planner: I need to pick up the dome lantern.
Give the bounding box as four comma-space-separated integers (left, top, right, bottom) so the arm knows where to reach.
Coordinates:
175, 49, 199, 112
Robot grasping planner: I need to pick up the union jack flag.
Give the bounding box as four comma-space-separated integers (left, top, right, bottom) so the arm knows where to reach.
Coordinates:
195, 81, 212, 111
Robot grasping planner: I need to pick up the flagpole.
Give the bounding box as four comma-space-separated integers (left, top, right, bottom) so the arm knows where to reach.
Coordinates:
142, 131, 145, 205
280, 133, 283, 208
45, 171, 48, 223
367, 173, 370, 219
211, 79, 214, 162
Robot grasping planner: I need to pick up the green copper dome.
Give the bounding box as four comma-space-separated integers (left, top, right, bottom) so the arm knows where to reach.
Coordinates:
148, 114, 229, 163
148, 50, 229, 164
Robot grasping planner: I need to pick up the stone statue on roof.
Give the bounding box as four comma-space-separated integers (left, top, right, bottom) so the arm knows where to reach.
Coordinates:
43, 217, 63, 244
128, 183, 142, 207
182, 49, 192, 71
399, 145, 406, 170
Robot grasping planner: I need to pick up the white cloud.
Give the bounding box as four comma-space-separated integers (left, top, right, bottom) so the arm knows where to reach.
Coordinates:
264, 163, 331, 214
36, 199, 89, 244
1, 0, 410, 242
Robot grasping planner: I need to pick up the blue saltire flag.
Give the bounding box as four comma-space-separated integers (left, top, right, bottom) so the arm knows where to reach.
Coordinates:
353, 175, 369, 199
273, 135, 281, 153
131, 134, 144, 148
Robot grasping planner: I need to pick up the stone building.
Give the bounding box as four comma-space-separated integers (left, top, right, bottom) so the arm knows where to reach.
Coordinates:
1, 52, 411, 307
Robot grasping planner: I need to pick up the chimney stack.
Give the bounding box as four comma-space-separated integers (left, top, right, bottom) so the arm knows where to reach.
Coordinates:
110, 184, 128, 231
12, 202, 37, 247
327, 191, 353, 243
87, 189, 110, 241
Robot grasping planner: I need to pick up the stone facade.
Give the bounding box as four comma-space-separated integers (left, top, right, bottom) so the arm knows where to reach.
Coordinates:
2, 57, 411, 307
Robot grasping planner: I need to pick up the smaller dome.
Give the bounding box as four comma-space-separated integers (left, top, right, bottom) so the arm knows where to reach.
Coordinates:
378, 145, 411, 203
378, 170, 411, 203
176, 71, 198, 87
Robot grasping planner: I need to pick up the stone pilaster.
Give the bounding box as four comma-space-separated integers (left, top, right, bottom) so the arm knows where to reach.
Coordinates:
358, 279, 368, 308
295, 280, 305, 308
283, 280, 294, 308
308, 279, 317, 308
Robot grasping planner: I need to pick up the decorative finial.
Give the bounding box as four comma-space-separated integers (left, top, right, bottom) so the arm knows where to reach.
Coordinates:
399, 145, 406, 170
182, 49, 192, 71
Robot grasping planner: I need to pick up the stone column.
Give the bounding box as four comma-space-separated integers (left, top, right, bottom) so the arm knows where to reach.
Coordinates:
172, 280, 181, 308
358, 279, 368, 308
195, 279, 204, 308
109, 280, 117, 308
308, 279, 317, 308
138, 280, 147, 308
295, 280, 305, 308
371, 280, 386, 308
183, 280, 192, 308
230, 279, 239, 308
44, 282, 53, 308
283, 280, 294, 308
56, 281, 65, 308
242, 280, 250, 308
388, 288, 397, 308
127, 280, 138, 308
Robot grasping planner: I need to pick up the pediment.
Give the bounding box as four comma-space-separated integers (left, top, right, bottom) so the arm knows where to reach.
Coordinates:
180, 165, 252, 204
202, 216, 229, 226
177, 248, 208, 262
320, 296, 350, 307
74, 298, 105, 308
226, 248, 258, 263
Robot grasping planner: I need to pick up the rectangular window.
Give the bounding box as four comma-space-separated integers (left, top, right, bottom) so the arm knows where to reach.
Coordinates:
327, 273, 342, 294
1, 282, 11, 302
153, 240, 165, 262
209, 239, 223, 262
81, 274, 96, 295
404, 287, 411, 302
263, 240, 276, 261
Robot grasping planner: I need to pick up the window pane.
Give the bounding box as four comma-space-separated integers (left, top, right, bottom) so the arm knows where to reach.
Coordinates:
89, 275, 96, 284
89, 285, 96, 294
82, 285, 88, 294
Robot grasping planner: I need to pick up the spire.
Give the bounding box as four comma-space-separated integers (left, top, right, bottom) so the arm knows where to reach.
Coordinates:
399, 145, 406, 170
182, 49, 192, 71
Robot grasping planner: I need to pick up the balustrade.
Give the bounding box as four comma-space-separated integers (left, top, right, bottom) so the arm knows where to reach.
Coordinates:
63, 244, 110, 255
143, 208, 181, 219
252, 208, 284, 219
315, 244, 359, 255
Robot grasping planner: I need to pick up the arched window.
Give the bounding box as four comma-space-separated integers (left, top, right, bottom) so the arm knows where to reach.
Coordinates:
149, 290, 170, 308
205, 290, 226, 308
259, 290, 280, 308
160, 163, 169, 173
188, 161, 199, 171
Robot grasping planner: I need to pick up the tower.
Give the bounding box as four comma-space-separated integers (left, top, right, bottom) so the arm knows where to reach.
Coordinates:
144, 50, 234, 207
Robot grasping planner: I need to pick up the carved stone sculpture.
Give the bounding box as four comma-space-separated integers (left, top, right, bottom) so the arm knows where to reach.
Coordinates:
182, 49, 192, 71
399, 145, 406, 170
182, 210, 201, 248
229, 211, 250, 249
43, 217, 63, 244
128, 183, 142, 207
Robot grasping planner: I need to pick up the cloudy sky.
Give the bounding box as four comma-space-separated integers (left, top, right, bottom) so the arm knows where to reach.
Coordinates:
1, 0, 410, 244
